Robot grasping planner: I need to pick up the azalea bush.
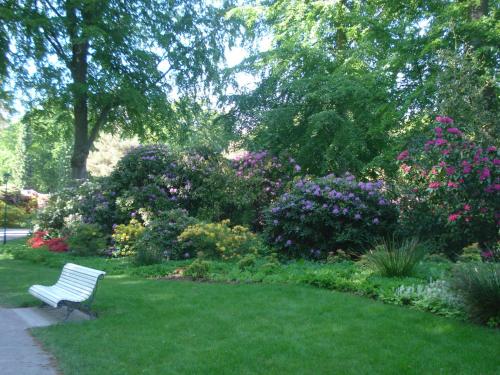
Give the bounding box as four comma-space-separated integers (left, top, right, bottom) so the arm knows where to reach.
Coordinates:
178, 220, 266, 260
264, 173, 398, 259
28, 231, 68, 252
111, 219, 145, 257
397, 116, 499, 256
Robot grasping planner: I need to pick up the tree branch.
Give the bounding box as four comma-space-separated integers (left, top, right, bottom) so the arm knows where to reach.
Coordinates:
88, 103, 114, 147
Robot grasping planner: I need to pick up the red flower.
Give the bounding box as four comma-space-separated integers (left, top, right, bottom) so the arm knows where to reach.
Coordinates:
448, 213, 460, 222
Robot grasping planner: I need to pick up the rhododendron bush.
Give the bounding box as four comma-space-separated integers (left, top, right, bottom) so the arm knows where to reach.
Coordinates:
397, 116, 499, 255
264, 173, 398, 258
232, 151, 301, 228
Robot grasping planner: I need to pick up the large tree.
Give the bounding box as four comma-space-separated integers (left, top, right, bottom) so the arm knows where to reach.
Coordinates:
227, 0, 499, 177
1, 0, 238, 179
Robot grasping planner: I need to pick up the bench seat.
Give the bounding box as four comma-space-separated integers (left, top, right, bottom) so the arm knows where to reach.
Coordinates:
29, 263, 106, 316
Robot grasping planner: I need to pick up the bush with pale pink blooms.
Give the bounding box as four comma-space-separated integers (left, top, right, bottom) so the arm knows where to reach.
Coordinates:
396, 116, 499, 256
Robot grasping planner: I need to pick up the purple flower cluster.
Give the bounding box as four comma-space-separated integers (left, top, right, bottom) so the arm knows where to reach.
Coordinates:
265, 173, 398, 259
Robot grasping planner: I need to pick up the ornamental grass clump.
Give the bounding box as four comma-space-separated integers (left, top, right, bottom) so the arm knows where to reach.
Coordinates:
366, 238, 425, 277
450, 262, 500, 327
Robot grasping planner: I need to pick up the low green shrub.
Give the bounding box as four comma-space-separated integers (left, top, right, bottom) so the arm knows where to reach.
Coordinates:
134, 209, 199, 265
184, 259, 211, 280
178, 220, 267, 260
450, 263, 500, 326
458, 243, 482, 263
365, 238, 426, 277
238, 254, 257, 271
66, 223, 108, 256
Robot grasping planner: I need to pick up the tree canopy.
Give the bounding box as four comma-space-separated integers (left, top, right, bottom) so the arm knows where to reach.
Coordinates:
226, 0, 499, 176
1, 0, 239, 178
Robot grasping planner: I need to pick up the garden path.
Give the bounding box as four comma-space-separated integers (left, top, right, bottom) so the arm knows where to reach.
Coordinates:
0, 307, 58, 375
3, 228, 30, 241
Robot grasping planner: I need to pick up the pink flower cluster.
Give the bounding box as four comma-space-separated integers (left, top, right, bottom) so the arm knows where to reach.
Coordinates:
397, 115, 499, 231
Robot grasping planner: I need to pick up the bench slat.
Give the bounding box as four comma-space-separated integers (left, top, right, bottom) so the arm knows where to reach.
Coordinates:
58, 274, 96, 289
55, 280, 94, 296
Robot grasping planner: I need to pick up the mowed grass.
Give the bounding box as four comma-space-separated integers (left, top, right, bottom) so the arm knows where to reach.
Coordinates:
0, 256, 499, 374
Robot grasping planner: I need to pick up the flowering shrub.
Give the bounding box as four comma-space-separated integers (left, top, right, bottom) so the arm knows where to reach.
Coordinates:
178, 220, 266, 260
28, 231, 68, 252
264, 173, 398, 258
111, 219, 145, 257
231, 151, 301, 227
134, 209, 199, 265
109, 145, 189, 220
34, 180, 116, 234
397, 116, 499, 255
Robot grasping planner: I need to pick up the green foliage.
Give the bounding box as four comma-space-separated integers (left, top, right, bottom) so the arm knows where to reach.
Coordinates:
365, 238, 426, 277
458, 243, 483, 263
0, 201, 31, 228
16, 105, 72, 192
2, 0, 240, 178
66, 223, 108, 257
184, 259, 211, 280
134, 209, 199, 265
228, 0, 499, 178
111, 219, 145, 257
237, 254, 257, 271
178, 220, 265, 260
451, 263, 500, 326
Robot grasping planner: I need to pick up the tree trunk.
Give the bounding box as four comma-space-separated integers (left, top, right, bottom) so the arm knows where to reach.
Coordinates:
67, 3, 90, 181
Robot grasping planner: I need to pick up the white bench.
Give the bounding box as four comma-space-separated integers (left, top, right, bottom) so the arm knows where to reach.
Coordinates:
29, 263, 106, 319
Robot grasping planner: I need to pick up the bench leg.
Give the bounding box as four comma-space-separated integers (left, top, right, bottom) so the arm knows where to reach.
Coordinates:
63, 306, 74, 321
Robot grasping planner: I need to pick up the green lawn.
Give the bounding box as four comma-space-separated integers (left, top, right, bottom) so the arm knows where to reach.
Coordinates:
0, 253, 499, 375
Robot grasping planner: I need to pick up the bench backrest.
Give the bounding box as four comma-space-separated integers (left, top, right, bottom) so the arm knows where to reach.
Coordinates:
55, 263, 106, 299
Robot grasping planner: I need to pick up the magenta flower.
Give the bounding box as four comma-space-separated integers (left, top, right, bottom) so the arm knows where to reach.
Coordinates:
429, 182, 441, 189
436, 116, 454, 124
445, 166, 456, 175
448, 213, 460, 222
447, 181, 459, 188
435, 138, 447, 146
462, 160, 472, 174
487, 146, 496, 152
479, 167, 490, 181
463, 204, 471, 211
397, 150, 409, 161
447, 127, 462, 136
434, 127, 443, 136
